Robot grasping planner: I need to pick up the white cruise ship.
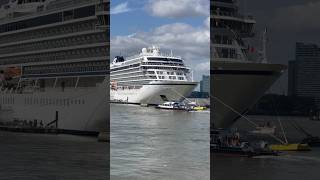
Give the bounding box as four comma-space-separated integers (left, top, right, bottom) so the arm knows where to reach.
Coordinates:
110, 46, 198, 105
0, 0, 109, 134
211, 0, 286, 128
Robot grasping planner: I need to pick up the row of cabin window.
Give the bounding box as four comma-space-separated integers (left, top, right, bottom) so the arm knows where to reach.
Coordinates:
0, 33, 108, 55
0, 47, 108, 65
147, 58, 183, 63
111, 63, 140, 72
157, 71, 176, 75
23, 66, 107, 75
158, 76, 184, 80
141, 66, 187, 71
112, 75, 154, 81
24, 61, 106, 71
141, 62, 184, 66
212, 35, 233, 45
0, 19, 98, 45
111, 67, 140, 75
214, 47, 238, 59
111, 71, 143, 78
0, 5, 95, 34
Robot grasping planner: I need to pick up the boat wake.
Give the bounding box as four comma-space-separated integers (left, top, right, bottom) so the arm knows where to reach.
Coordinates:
189, 110, 210, 113
253, 153, 320, 163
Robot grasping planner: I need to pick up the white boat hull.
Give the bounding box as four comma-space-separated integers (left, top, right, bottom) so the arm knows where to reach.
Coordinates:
110, 81, 197, 105
0, 80, 108, 133
212, 61, 286, 129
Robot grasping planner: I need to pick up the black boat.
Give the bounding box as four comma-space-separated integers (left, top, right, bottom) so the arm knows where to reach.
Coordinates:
291, 120, 320, 147
301, 136, 320, 147
211, 144, 254, 157
211, 143, 278, 157
211, 129, 278, 157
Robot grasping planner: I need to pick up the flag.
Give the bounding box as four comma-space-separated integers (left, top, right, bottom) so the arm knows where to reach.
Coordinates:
0, 73, 5, 82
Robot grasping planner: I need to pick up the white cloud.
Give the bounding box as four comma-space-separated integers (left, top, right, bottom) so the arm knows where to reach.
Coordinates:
195, 61, 210, 72
111, 2, 132, 15
111, 18, 210, 81
147, 0, 209, 18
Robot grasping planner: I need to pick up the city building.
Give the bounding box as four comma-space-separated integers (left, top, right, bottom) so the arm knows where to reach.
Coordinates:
200, 75, 210, 93
288, 42, 320, 108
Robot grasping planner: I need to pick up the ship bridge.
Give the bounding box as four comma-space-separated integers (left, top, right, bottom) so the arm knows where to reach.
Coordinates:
211, 0, 255, 38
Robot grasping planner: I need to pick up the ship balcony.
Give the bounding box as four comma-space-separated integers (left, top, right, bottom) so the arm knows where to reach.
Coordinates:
212, 10, 256, 24
212, 1, 237, 9
0, 33, 109, 55
95, 1, 110, 13
0, 19, 99, 45
141, 62, 186, 67
212, 23, 255, 38
46, 0, 102, 11
212, 48, 243, 61
238, 32, 255, 38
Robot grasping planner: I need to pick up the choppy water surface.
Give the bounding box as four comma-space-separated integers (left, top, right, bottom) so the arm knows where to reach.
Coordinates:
111, 104, 210, 180
213, 116, 320, 180
0, 132, 108, 180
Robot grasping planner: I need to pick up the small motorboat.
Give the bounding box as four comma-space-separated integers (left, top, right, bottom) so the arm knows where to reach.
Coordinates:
191, 106, 207, 111
269, 143, 311, 151
187, 102, 207, 111
211, 130, 277, 157
211, 143, 255, 157
156, 101, 185, 110
211, 142, 278, 157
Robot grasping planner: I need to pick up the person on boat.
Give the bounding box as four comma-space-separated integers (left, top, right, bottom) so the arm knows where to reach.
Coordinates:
217, 137, 222, 146
266, 121, 271, 127
40, 120, 44, 128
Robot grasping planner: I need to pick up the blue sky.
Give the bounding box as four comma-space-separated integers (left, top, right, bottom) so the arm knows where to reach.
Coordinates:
111, 0, 206, 36
110, 0, 210, 84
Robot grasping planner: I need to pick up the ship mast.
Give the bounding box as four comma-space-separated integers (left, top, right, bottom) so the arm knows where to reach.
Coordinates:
261, 28, 268, 63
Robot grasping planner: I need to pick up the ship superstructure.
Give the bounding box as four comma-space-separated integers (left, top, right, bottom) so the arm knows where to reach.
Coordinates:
211, 0, 286, 128
0, 0, 110, 133
110, 46, 197, 105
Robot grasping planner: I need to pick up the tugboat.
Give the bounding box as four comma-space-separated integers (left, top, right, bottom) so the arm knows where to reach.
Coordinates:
187, 102, 207, 111
156, 101, 186, 110
211, 142, 255, 157
211, 129, 278, 157
269, 143, 310, 151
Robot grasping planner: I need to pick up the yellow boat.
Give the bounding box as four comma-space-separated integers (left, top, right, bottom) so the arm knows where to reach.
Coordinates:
270, 143, 311, 151
192, 106, 207, 111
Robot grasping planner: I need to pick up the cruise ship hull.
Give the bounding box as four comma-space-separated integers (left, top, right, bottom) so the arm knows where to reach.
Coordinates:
0, 80, 108, 134
212, 61, 286, 129
110, 81, 198, 105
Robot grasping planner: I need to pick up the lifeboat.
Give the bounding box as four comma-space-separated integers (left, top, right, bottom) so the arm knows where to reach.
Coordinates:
111, 80, 117, 90
3, 67, 21, 79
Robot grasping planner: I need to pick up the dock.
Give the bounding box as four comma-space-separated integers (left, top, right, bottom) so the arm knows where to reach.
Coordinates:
0, 125, 100, 136
0, 125, 59, 134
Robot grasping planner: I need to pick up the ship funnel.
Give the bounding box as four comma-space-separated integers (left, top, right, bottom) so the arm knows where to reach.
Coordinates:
152, 46, 160, 55
141, 48, 147, 54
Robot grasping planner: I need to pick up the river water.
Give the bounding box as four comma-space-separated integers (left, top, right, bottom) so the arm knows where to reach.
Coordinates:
110, 104, 210, 180
213, 116, 320, 180
0, 132, 109, 180
2, 109, 319, 180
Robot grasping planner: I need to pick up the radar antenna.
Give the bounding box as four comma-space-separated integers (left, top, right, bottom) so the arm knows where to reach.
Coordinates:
261, 27, 268, 63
